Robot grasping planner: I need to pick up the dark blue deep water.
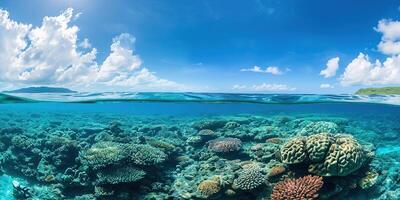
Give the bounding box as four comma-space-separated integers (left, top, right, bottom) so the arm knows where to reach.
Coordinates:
0, 93, 399, 200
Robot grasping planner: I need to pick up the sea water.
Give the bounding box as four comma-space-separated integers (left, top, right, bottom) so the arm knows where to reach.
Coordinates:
0, 93, 399, 200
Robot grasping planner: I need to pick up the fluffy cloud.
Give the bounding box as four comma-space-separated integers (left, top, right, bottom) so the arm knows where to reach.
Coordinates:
341, 53, 400, 86
340, 19, 400, 86
0, 8, 183, 91
375, 19, 400, 55
240, 65, 283, 75
320, 84, 334, 89
233, 83, 296, 92
320, 57, 339, 78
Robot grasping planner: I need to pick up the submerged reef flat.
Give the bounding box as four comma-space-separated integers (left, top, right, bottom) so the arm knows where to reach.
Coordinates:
0, 108, 399, 200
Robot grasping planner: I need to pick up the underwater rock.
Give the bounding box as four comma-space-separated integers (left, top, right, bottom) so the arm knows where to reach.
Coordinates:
232, 163, 265, 190
280, 133, 370, 176
270, 175, 323, 200
12, 180, 32, 199
248, 142, 279, 162
208, 138, 242, 153
96, 165, 146, 185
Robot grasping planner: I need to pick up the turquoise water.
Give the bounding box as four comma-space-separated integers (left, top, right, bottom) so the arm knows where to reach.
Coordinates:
0, 93, 399, 199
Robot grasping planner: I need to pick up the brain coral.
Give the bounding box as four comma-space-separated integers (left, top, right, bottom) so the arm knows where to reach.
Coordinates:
271, 175, 323, 200
280, 137, 306, 164
306, 133, 332, 162
197, 179, 221, 198
127, 144, 167, 165
208, 138, 242, 153
96, 165, 146, 185
280, 133, 367, 176
308, 134, 365, 176
80, 142, 127, 169
233, 164, 265, 190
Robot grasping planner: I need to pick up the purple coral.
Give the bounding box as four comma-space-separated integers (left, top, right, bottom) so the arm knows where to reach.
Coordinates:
208, 138, 242, 153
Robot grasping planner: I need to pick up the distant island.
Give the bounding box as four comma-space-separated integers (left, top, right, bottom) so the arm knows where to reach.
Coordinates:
4, 86, 77, 93
355, 87, 400, 95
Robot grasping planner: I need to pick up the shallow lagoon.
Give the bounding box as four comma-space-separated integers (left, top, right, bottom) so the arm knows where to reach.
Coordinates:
0, 95, 399, 200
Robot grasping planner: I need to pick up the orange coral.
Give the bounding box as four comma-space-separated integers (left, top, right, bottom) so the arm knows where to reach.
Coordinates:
197, 179, 221, 197
271, 175, 323, 200
268, 165, 286, 178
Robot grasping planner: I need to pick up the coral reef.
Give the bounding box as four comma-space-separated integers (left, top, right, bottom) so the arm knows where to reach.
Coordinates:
0, 110, 392, 200
271, 175, 323, 200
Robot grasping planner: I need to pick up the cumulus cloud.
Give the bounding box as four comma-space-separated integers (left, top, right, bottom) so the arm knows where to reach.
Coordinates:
240, 65, 284, 75
340, 19, 400, 86
375, 19, 400, 55
320, 57, 339, 78
341, 53, 400, 86
320, 84, 334, 89
233, 83, 296, 92
0, 8, 183, 91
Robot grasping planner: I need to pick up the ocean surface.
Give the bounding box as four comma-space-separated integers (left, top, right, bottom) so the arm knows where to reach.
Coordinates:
0, 93, 399, 200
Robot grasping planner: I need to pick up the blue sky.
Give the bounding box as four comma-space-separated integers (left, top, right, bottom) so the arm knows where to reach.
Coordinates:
1, 0, 400, 93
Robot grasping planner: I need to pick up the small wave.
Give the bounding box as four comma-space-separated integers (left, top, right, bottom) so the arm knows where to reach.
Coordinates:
1, 92, 400, 106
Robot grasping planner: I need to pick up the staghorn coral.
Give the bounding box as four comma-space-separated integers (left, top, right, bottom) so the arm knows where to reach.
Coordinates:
197, 178, 221, 198
127, 144, 167, 165
280, 137, 306, 164
96, 165, 146, 185
208, 138, 242, 153
271, 175, 323, 200
80, 142, 127, 169
233, 164, 265, 190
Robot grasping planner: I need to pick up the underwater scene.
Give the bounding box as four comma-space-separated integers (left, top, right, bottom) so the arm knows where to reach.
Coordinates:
0, 93, 399, 200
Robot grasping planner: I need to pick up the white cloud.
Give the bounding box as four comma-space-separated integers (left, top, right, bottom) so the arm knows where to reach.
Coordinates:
340, 19, 400, 86
240, 65, 283, 75
0, 8, 183, 91
79, 38, 91, 48
232, 84, 247, 90
233, 83, 296, 92
375, 19, 400, 55
320, 84, 334, 89
340, 53, 400, 86
320, 57, 339, 78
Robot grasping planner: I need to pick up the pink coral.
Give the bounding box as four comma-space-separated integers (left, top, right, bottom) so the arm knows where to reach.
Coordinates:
271, 175, 323, 200
208, 138, 242, 153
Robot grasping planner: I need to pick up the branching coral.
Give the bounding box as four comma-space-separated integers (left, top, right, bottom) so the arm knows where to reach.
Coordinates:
208, 138, 242, 153
271, 175, 323, 200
